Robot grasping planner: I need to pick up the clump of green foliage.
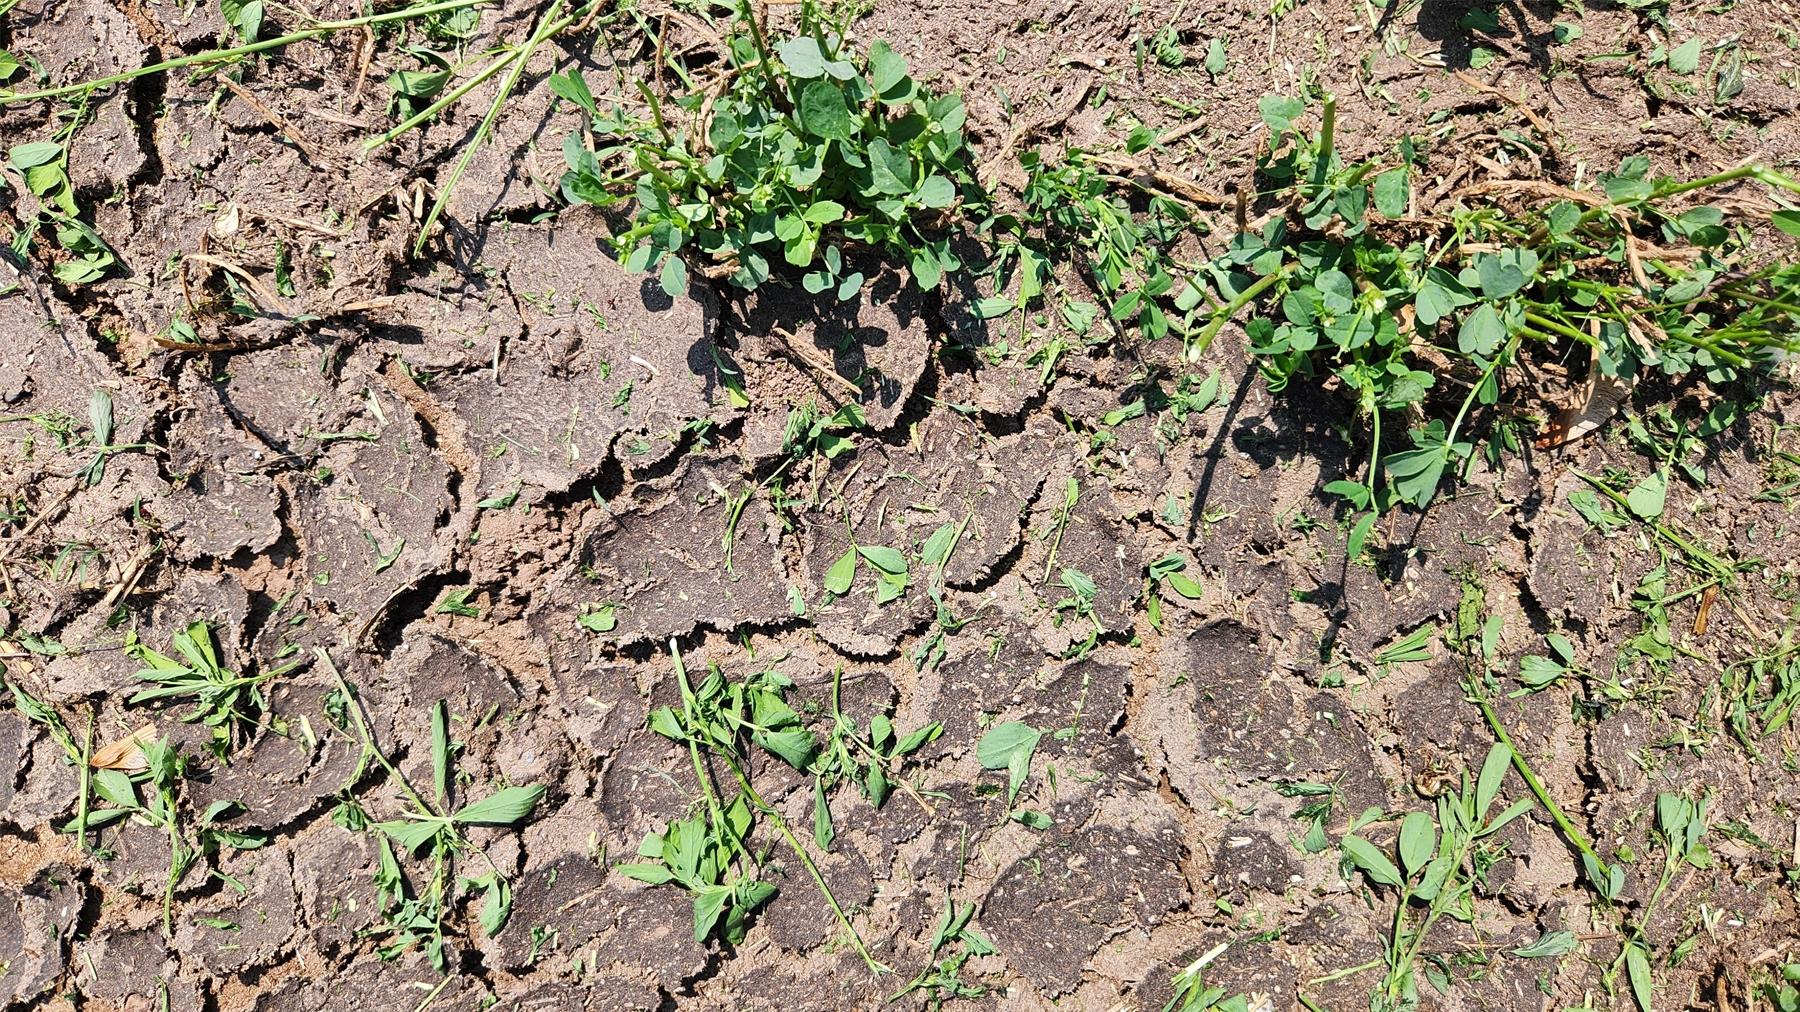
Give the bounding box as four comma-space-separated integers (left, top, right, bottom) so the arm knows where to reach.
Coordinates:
317, 650, 544, 973
558, 0, 974, 298
1336, 743, 1535, 1011
1201, 95, 1800, 557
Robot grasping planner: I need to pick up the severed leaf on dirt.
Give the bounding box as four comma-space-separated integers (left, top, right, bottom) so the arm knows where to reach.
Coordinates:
578, 605, 617, 633
823, 548, 856, 595
1476, 743, 1511, 820
976, 721, 1040, 805
1166, 572, 1203, 599
1772, 210, 1800, 237
1626, 469, 1667, 520
1512, 929, 1579, 959
1373, 167, 1408, 219
1626, 940, 1654, 1012
1204, 37, 1226, 75
431, 700, 451, 806
452, 784, 546, 825
615, 862, 674, 885
1339, 834, 1403, 887
813, 777, 834, 850
920, 522, 957, 568
477, 874, 512, 936
0, 50, 20, 82
1011, 809, 1052, 829
1667, 36, 1703, 75
476, 481, 522, 509
8, 141, 61, 171
857, 545, 908, 576
894, 721, 942, 756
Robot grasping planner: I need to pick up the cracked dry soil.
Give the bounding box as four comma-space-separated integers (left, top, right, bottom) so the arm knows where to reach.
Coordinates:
5, 0, 1800, 1010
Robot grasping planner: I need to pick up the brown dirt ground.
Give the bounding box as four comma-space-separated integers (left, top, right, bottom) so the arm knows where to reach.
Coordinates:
4, 0, 1800, 1010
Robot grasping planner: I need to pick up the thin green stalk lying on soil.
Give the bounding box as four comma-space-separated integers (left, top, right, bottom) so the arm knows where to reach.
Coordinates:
0, 0, 489, 105
411, 0, 576, 257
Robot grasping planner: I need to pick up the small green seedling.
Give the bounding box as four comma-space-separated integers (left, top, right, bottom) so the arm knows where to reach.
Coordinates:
618, 642, 888, 973
1163, 941, 1250, 1012
888, 893, 996, 1008
130, 621, 297, 752
1337, 743, 1534, 1010
316, 649, 543, 972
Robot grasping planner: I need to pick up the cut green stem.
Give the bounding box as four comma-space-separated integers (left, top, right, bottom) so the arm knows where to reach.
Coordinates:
0, 0, 490, 105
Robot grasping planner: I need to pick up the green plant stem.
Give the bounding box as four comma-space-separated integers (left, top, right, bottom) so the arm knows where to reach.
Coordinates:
75, 710, 93, 853
412, 0, 572, 257
667, 641, 730, 843
1443, 333, 1521, 460
1187, 264, 1292, 362
0, 0, 489, 105
1467, 678, 1605, 876
721, 750, 890, 976
1570, 471, 1735, 579
1521, 311, 1597, 347
362, 47, 520, 153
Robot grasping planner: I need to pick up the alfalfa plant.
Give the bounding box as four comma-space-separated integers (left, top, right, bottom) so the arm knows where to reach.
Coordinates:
1190, 93, 1800, 559
556, 0, 975, 298
316, 649, 544, 973
615, 640, 889, 974
1335, 743, 1535, 1011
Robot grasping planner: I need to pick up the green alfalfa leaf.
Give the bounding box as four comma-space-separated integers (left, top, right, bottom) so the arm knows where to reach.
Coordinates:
1475, 742, 1511, 821
868, 39, 909, 92
660, 255, 688, 297
1511, 930, 1580, 958
1627, 468, 1668, 520
1345, 511, 1377, 561
823, 548, 856, 595
1626, 940, 1654, 1012
693, 885, 730, 942
1339, 834, 1404, 887
478, 875, 513, 936
857, 545, 908, 576
615, 862, 674, 885
452, 784, 546, 826
920, 522, 957, 568
1397, 811, 1436, 877
1166, 572, 1203, 599
976, 721, 1041, 806
1517, 655, 1566, 688
779, 36, 827, 78
799, 80, 855, 141
1010, 809, 1053, 829
0, 50, 21, 83
1204, 37, 1226, 76
754, 727, 818, 769
376, 819, 447, 856
972, 296, 1016, 319
1373, 167, 1409, 218
431, 699, 451, 807
577, 605, 617, 633
8, 141, 63, 171
1772, 210, 1800, 238
813, 776, 835, 850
